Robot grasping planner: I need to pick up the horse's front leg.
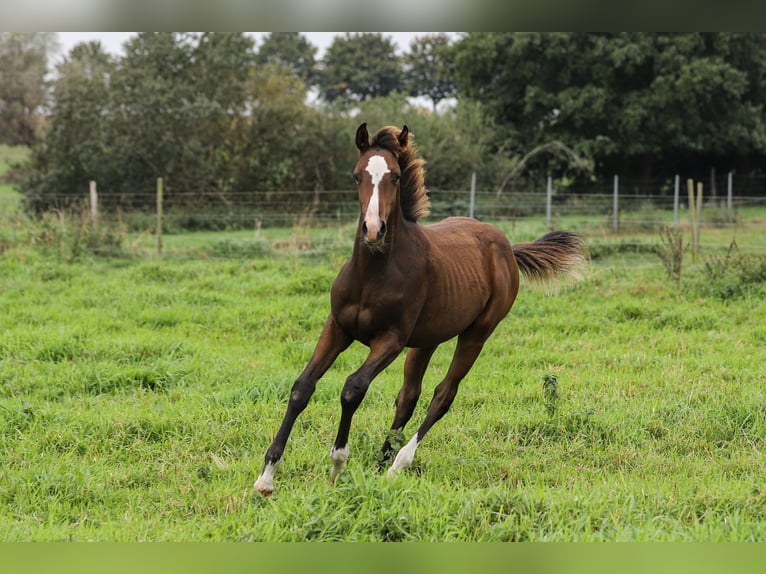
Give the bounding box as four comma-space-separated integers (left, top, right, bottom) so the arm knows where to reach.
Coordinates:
254, 315, 351, 497
330, 332, 404, 483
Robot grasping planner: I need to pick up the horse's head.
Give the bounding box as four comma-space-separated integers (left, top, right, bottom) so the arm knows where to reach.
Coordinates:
353, 122, 409, 251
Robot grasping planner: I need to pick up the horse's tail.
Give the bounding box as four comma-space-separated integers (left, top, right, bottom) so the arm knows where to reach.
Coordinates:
512, 231, 588, 283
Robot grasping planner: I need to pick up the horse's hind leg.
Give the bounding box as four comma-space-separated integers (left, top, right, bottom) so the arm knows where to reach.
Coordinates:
388, 308, 513, 476
387, 243, 518, 477
380, 346, 437, 462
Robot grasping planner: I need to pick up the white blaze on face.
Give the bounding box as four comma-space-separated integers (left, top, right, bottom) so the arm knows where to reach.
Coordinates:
364, 154, 390, 239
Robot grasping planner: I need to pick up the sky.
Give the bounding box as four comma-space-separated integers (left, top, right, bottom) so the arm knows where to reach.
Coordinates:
55, 32, 439, 62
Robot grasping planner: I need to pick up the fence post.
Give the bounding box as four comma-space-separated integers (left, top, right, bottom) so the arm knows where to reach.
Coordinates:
696, 181, 703, 254
727, 171, 733, 222
673, 174, 680, 228
546, 175, 552, 231
89, 180, 98, 227
687, 179, 697, 262
613, 174, 619, 234
469, 172, 476, 218
156, 177, 164, 256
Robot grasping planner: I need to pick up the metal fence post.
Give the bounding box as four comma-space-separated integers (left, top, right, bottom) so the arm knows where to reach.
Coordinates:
546, 175, 552, 230
613, 174, 619, 234
727, 171, 733, 221
469, 172, 476, 218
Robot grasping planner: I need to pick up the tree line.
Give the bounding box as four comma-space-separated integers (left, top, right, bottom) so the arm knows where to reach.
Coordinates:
3, 32, 766, 218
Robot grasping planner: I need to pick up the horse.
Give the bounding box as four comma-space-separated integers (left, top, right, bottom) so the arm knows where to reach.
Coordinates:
254, 123, 587, 496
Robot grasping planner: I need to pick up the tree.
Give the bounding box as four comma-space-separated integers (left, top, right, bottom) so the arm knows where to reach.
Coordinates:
235, 64, 317, 192
255, 32, 317, 85
105, 33, 211, 198
0, 32, 58, 145
453, 33, 766, 180
104, 32, 257, 199
21, 33, 261, 213
190, 32, 257, 193
317, 33, 403, 103
21, 41, 114, 212
403, 33, 459, 111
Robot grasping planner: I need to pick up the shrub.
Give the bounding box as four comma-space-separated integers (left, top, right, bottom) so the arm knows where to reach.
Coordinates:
690, 241, 766, 299
34, 208, 126, 262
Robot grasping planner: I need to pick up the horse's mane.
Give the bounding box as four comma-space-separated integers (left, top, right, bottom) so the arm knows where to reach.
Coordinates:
369, 126, 430, 222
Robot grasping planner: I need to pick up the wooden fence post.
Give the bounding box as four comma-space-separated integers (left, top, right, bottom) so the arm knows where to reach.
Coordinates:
687, 179, 697, 262
156, 177, 163, 256
89, 180, 98, 226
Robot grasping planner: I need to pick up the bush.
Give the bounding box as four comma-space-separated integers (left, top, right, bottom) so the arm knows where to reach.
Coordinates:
33, 208, 126, 262
690, 242, 766, 299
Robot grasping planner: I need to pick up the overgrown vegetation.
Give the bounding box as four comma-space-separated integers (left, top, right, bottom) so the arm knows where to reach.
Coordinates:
655, 226, 685, 282
693, 241, 766, 299
31, 208, 127, 262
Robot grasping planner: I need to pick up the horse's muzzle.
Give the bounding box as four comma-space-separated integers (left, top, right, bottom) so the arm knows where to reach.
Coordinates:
362, 219, 387, 246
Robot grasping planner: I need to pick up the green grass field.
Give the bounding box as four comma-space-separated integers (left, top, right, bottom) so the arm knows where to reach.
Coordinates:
1, 147, 766, 540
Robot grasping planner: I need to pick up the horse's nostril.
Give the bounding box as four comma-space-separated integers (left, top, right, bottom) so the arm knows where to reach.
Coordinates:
362, 221, 368, 235
379, 220, 387, 236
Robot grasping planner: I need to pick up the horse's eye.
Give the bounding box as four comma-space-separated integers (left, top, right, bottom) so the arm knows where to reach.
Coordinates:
392, 174, 401, 184
353, 174, 361, 185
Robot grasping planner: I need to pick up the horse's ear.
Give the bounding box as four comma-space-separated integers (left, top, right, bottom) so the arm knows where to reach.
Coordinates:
398, 125, 409, 147
356, 123, 369, 153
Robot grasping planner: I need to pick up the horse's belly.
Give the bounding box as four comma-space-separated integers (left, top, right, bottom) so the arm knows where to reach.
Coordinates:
406, 291, 488, 347
405, 220, 512, 347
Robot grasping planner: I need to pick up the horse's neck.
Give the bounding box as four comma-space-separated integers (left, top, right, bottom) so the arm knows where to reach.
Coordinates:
351, 213, 417, 268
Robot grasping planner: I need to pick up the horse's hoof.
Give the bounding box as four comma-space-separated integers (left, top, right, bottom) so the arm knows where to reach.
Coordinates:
254, 482, 274, 497
254, 461, 280, 496
254, 474, 274, 497
330, 465, 344, 485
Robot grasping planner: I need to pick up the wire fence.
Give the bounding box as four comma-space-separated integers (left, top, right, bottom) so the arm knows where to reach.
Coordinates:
68, 185, 766, 230
16, 173, 766, 259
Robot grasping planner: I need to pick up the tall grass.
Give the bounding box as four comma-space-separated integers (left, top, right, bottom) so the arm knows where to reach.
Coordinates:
1, 205, 766, 540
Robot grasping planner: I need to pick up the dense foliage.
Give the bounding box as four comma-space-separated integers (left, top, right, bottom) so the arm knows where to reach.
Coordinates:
453, 33, 766, 179
10, 32, 766, 218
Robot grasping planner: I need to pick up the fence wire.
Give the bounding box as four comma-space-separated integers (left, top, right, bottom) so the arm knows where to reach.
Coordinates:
18, 184, 766, 259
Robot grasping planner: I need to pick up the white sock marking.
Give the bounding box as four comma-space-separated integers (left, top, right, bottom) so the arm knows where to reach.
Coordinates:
254, 460, 280, 494
387, 433, 419, 477
330, 444, 349, 482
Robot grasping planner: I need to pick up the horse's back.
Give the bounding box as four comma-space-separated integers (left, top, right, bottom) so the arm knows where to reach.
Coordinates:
423, 217, 513, 258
